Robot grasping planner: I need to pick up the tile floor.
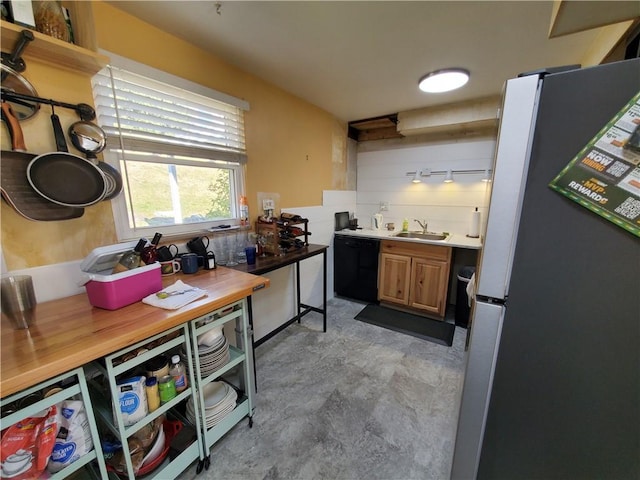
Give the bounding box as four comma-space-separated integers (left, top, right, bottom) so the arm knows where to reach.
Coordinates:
185, 297, 467, 480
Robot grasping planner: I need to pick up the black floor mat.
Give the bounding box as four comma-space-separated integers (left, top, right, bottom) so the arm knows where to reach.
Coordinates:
355, 304, 455, 346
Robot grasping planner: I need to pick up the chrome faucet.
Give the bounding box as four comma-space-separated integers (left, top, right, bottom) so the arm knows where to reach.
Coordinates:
414, 219, 428, 233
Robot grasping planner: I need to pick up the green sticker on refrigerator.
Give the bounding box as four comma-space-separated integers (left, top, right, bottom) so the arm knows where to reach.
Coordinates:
549, 91, 640, 237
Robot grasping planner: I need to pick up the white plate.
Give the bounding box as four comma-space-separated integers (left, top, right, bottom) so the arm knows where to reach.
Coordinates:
200, 351, 229, 366
198, 327, 224, 347
141, 426, 165, 467
197, 336, 226, 354
202, 382, 228, 408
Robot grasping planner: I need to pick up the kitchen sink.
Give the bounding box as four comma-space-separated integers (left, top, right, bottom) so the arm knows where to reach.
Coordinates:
393, 231, 449, 241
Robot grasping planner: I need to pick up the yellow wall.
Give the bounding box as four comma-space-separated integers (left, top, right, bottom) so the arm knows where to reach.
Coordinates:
1, 1, 347, 270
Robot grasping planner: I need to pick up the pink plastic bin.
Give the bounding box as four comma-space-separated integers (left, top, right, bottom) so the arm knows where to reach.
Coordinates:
80, 243, 162, 310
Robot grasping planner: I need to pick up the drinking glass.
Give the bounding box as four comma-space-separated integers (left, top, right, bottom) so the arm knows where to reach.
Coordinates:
226, 234, 238, 266
236, 231, 248, 263
213, 235, 227, 265
1, 275, 37, 329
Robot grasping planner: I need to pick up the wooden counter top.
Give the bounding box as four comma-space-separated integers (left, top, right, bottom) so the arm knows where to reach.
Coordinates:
0, 267, 269, 398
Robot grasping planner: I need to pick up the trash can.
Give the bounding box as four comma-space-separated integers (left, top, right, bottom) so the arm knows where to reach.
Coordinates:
455, 266, 476, 328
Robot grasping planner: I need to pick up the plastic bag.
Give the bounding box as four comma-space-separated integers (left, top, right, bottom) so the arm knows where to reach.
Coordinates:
47, 400, 94, 473
0, 406, 57, 479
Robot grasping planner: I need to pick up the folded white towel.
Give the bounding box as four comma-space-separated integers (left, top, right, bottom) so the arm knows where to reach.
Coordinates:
142, 280, 208, 310
466, 273, 476, 307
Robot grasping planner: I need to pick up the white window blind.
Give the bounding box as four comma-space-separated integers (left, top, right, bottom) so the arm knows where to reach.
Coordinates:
91, 57, 249, 241
92, 65, 247, 163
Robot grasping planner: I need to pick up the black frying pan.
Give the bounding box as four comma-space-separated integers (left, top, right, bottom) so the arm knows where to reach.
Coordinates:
68, 120, 123, 201
26, 108, 107, 207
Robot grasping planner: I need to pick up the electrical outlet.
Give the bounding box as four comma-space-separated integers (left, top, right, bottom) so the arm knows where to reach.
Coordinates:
262, 199, 275, 210
379, 201, 389, 211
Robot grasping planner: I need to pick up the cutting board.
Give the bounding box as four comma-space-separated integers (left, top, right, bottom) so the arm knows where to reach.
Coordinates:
1, 153, 84, 221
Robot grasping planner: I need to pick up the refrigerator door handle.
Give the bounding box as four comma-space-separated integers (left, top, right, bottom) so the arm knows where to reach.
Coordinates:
475, 74, 542, 300
451, 301, 506, 480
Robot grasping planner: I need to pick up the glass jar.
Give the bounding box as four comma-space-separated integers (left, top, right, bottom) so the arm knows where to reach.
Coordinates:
33, 1, 70, 42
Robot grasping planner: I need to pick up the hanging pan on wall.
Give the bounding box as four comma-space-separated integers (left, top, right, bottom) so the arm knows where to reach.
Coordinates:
1, 30, 39, 121
26, 106, 107, 208
68, 119, 123, 201
0, 101, 84, 221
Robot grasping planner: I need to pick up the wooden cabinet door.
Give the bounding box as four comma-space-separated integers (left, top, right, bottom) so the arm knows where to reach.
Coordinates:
409, 257, 450, 317
378, 253, 411, 305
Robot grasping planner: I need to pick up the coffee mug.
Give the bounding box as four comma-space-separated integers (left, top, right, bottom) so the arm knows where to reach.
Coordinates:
187, 236, 209, 256
181, 253, 202, 274
160, 260, 181, 276
157, 244, 178, 262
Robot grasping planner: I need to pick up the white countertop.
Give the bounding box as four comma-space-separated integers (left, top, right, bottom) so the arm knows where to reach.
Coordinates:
335, 228, 482, 249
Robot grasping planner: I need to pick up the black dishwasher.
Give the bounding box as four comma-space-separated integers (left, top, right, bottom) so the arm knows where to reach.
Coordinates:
334, 235, 380, 303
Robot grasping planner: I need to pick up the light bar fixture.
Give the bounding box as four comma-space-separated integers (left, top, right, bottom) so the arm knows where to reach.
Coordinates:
406, 168, 492, 184
418, 68, 470, 93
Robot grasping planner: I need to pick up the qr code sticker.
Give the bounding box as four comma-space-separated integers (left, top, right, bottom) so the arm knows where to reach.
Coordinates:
614, 197, 640, 220
606, 161, 631, 178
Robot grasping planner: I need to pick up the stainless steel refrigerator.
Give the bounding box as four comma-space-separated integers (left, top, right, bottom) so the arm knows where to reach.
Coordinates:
451, 59, 639, 479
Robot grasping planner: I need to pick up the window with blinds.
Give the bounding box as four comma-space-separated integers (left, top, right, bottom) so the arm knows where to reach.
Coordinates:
92, 59, 249, 241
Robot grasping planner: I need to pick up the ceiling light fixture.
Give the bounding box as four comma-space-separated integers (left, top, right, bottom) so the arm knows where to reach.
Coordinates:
482, 169, 492, 182
412, 171, 422, 183
418, 68, 470, 93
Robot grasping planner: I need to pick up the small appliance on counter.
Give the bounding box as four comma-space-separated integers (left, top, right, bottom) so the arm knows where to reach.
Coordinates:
335, 211, 360, 231
372, 213, 383, 231
79, 242, 162, 310
334, 211, 349, 231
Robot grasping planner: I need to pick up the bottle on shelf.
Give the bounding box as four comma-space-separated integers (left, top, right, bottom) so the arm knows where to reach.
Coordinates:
280, 212, 306, 222
145, 377, 160, 413
112, 238, 147, 274
158, 375, 177, 404
169, 354, 188, 393
33, 0, 70, 42
141, 232, 162, 265
240, 195, 249, 226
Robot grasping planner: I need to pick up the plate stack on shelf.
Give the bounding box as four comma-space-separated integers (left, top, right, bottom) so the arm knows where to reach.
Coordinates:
184, 327, 231, 378
185, 381, 238, 429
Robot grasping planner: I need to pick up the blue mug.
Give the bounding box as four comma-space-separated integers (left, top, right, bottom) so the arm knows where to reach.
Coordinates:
181, 253, 202, 274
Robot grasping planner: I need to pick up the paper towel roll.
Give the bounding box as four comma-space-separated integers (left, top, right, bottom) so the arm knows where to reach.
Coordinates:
468, 208, 481, 238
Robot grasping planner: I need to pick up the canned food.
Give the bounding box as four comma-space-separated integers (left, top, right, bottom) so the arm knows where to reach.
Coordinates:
158, 375, 176, 404
1, 403, 18, 418
43, 387, 63, 398
17, 392, 42, 409
144, 355, 169, 379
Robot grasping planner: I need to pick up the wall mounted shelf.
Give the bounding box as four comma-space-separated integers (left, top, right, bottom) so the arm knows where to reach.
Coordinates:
1, 1, 108, 76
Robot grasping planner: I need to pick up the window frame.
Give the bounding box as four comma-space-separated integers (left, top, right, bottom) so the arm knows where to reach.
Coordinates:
93, 51, 250, 242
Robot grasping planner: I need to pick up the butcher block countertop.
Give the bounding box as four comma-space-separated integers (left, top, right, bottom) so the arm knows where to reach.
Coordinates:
1, 267, 269, 398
